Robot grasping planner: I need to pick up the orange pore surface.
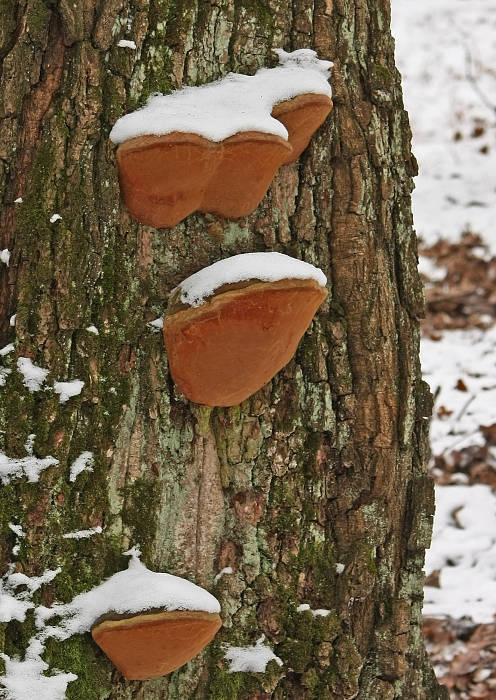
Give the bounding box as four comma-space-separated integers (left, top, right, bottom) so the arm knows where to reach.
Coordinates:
92, 610, 222, 680
115, 94, 333, 228
163, 278, 328, 407
271, 93, 333, 164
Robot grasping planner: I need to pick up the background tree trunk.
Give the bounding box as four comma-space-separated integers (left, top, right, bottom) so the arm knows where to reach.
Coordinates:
0, 1, 448, 698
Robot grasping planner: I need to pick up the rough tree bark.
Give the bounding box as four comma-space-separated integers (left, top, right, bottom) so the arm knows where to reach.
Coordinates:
0, 1, 448, 698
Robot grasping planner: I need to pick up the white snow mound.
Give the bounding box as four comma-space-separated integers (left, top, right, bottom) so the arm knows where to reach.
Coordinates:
17, 358, 49, 392
176, 252, 327, 308
424, 484, 496, 623
53, 380, 84, 403
0, 451, 58, 485
110, 49, 332, 145
0, 654, 77, 700
69, 451, 94, 482
224, 635, 283, 673
36, 552, 220, 638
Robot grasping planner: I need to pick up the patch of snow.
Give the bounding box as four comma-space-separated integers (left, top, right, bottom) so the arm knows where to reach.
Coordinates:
392, 0, 496, 254
8, 524, 25, 538
148, 317, 163, 331
0, 584, 33, 623
0, 449, 58, 485
24, 434, 35, 455
421, 326, 496, 455
62, 527, 102, 540
14, 197, 22, 203
0, 565, 75, 697
9, 525, 24, 558
214, 567, 233, 584
85, 325, 99, 335
0, 650, 77, 700
0, 348, 14, 386
110, 49, 332, 145
224, 635, 283, 673
418, 256, 446, 283
36, 548, 220, 638
296, 603, 331, 617
424, 484, 496, 623
335, 562, 345, 574
118, 39, 136, 49
177, 252, 327, 308
296, 603, 310, 612
17, 357, 49, 392
68, 451, 94, 482
1, 249, 10, 266
450, 472, 470, 485
9, 314, 16, 327
53, 379, 84, 403
7, 569, 61, 596
0, 368, 11, 387
49, 214, 61, 223
475, 668, 492, 683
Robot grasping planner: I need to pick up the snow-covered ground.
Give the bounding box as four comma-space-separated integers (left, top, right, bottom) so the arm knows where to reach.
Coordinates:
392, 0, 496, 626
393, 0, 496, 254
421, 327, 496, 457
424, 483, 496, 623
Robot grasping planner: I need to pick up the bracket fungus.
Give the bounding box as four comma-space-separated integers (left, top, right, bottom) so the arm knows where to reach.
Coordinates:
163, 252, 328, 406
111, 49, 333, 228
92, 608, 221, 680
89, 556, 221, 679
37, 549, 221, 680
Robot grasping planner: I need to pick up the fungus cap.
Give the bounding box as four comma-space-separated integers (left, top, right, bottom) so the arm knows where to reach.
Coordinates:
163, 253, 327, 406
35, 552, 222, 681
92, 609, 222, 680
271, 93, 333, 164
116, 131, 292, 228
111, 49, 333, 228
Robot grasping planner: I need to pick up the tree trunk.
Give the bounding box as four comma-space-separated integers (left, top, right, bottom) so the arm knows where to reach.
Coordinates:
0, 1, 448, 698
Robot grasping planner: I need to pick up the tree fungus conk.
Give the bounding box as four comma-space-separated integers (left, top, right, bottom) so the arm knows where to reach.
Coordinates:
92, 609, 222, 680
110, 49, 333, 228
163, 252, 328, 407
51, 552, 224, 680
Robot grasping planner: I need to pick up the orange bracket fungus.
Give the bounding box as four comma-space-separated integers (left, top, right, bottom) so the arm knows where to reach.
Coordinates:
110, 49, 333, 228
92, 609, 221, 680
37, 548, 221, 681
163, 252, 328, 407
